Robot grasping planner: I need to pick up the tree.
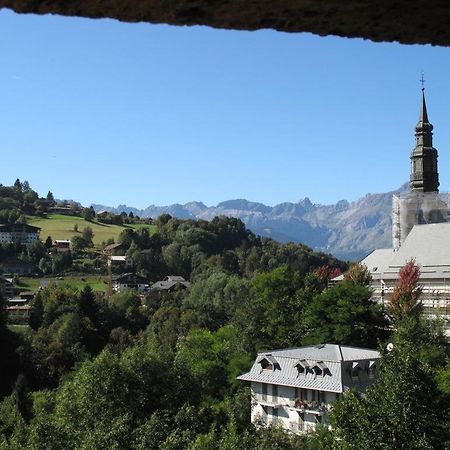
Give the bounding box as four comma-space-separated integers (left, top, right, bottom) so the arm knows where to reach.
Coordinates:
45, 236, 53, 249
46, 191, 55, 204
388, 259, 422, 320
332, 317, 449, 450
81, 226, 94, 245
343, 263, 372, 286
302, 281, 388, 348
81, 207, 95, 221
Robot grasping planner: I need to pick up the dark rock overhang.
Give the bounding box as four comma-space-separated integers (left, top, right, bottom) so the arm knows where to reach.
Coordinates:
0, 0, 450, 46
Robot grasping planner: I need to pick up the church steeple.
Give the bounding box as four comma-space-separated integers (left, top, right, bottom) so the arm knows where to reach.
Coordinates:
410, 89, 439, 192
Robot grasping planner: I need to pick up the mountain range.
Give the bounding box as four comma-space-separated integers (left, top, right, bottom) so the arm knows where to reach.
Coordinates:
92, 185, 408, 261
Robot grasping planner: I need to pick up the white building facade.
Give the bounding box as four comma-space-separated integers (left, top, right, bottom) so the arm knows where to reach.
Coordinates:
0, 223, 40, 244
238, 344, 380, 434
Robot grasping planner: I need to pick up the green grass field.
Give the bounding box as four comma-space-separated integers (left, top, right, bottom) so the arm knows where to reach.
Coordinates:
17, 275, 109, 293
28, 214, 156, 246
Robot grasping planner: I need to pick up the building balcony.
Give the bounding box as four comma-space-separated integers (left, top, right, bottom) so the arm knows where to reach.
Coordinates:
253, 394, 283, 407
288, 398, 329, 415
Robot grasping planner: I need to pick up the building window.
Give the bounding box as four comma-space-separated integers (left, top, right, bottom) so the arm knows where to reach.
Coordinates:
261, 360, 273, 370
272, 384, 278, 401
262, 383, 267, 401
368, 361, 377, 379
318, 391, 326, 403
295, 387, 305, 400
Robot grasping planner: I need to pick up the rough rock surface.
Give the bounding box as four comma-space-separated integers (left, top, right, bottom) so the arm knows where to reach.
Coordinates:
1, 0, 450, 46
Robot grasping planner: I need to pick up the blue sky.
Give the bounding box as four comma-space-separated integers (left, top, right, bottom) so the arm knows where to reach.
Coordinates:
1, 9, 450, 208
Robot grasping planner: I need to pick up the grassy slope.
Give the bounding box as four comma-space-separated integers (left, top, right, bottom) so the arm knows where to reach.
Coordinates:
17, 275, 109, 293
28, 214, 156, 245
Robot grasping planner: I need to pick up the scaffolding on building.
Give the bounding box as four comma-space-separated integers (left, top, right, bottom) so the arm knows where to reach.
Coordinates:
392, 191, 450, 249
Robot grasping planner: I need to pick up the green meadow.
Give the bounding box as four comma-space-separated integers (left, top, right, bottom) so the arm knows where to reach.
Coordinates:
28, 214, 156, 245
16, 275, 109, 294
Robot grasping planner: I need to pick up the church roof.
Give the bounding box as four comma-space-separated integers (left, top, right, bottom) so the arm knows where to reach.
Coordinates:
361, 222, 450, 280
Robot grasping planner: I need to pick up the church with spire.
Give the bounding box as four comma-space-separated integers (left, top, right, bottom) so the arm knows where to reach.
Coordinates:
392, 88, 449, 249
345, 87, 450, 339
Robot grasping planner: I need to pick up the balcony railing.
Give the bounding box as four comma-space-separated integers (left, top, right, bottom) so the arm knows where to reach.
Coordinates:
288, 398, 329, 414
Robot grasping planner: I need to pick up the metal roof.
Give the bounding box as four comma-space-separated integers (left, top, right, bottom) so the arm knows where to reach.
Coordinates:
361, 248, 396, 274
237, 344, 380, 393
362, 223, 450, 281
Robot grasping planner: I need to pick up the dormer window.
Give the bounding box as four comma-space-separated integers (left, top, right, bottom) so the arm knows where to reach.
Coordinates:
257, 354, 278, 372
311, 361, 328, 377
351, 362, 361, 381
368, 360, 377, 379
293, 359, 309, 376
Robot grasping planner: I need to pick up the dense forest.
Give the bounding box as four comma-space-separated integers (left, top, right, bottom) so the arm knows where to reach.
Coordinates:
0, 181, 449, 449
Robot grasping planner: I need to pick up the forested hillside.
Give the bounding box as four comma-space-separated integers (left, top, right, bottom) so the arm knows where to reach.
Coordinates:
1, 180, 448, 449
93, 184, 408, 261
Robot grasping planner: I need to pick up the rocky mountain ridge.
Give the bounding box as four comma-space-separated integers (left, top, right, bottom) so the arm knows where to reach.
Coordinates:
92, 185, 408, 261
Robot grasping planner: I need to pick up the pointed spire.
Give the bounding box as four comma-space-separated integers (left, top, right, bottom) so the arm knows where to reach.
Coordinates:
410, 86, 439, 193
419, 91, 429, 124
416, 90, 433, 133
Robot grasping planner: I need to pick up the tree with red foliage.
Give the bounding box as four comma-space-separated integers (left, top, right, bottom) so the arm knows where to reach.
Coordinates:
388, 259, 422, 320
314, 264, 342, 288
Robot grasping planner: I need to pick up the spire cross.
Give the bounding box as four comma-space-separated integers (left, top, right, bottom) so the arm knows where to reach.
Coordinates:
420, 72, 426, 92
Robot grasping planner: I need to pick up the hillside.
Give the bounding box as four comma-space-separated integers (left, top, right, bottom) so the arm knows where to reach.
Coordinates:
92, 185, 408, 260
28, 214, 156, 245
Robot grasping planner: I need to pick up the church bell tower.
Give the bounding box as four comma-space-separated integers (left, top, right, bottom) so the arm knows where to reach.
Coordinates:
410, 89, 440, 192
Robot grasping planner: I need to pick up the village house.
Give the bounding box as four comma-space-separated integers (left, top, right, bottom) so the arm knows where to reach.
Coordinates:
53, 239, 71, 253
237, 344, 380, 434
112, 273, 148, 293
0, 223, 40, 244
150, 275, 191, 292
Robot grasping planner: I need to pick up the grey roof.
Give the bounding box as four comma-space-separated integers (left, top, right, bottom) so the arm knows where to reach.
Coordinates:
237, 344, 380, 393
361, 248, 396, 275
390, 223, 450, 268
113, 273, 147, 282
151, 276, 190, 291
0, 223, 41, 232
165, 275, 186, 282
364, 223, 450, 280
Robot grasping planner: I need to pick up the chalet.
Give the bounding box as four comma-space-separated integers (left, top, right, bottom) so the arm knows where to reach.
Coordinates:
53, 239, 71, 253
96, 210, 109, 219
48, 206, 74, 215
6, 304, 31, 322
103, 243, 124, 255
237, 344, 380, 434
112, 273, 148, 293
0, 223, 40, 244
150, 275, 190, 292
